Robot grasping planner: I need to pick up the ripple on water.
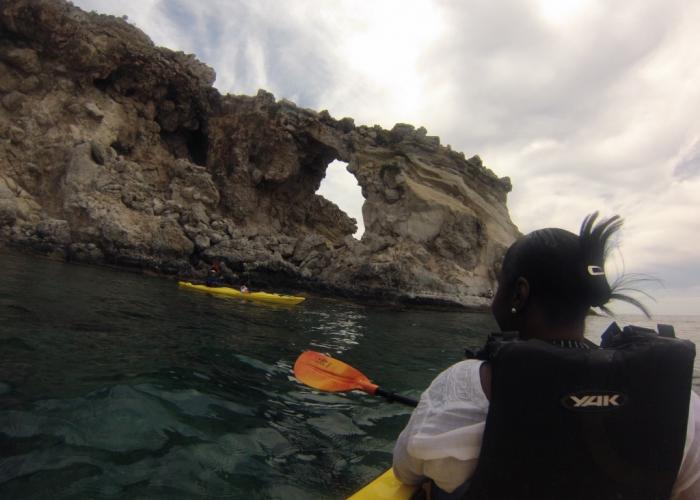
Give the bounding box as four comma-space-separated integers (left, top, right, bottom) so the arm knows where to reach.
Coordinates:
306, 412, 365, 438
5, 254, 696, 499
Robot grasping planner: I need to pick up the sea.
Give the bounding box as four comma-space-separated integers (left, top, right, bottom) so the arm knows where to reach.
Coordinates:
0, 252, 698, 499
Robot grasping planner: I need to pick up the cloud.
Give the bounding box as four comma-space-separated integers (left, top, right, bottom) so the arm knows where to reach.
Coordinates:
414, 1, 700, 314
71, 0, 700, 313
673, 139, 700, 180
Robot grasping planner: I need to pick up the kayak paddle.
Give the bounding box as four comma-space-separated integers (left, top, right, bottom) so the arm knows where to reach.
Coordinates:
293, 351, 418, 407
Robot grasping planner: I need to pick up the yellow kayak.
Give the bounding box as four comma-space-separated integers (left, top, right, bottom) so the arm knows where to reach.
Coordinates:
177, 281, 305, 305
348, 468, 422, 500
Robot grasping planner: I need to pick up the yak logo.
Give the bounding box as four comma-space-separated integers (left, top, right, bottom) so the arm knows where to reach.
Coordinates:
562, 391, 627, 411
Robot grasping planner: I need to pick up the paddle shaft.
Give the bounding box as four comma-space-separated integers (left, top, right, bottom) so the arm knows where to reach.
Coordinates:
374, 387, 418, 407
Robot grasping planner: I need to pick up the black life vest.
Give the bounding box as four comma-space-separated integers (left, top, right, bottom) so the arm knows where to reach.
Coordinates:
457, 323, 696, 500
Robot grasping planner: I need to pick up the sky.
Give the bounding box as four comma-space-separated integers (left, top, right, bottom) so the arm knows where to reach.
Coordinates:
72, 0, 700, 315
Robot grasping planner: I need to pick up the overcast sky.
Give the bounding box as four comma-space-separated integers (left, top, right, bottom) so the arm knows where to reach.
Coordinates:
73, 0, 700, 315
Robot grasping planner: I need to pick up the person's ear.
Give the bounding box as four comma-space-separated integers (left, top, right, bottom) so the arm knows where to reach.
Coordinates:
512, 277, 530, 314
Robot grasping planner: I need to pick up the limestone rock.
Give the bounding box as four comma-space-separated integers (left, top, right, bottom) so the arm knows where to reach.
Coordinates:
1, 90, 25, 112
84, 102, 104, 120
0, 174, 41, 225
0, 47, 41, 74
0, 0, 520, 308
35, 219, 71, 245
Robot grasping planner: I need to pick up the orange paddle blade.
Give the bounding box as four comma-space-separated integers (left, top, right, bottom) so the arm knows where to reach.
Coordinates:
293, 351, 379, 394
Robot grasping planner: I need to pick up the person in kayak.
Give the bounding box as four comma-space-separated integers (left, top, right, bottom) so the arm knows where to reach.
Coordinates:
392, 212, 700, 499
205, 261, 223, 287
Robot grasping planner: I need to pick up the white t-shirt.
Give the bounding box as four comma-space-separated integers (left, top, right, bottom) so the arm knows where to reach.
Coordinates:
393, 359, 700, 499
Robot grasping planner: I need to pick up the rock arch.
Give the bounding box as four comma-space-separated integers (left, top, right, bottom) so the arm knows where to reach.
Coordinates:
0, 0, 520, 307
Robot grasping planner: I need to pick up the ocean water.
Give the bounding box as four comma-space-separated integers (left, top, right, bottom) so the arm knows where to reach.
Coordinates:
0, 252, 697, 499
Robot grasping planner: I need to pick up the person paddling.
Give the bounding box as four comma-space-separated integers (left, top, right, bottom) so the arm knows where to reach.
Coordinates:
393, 213, 700, 499
205, 261, 223, 287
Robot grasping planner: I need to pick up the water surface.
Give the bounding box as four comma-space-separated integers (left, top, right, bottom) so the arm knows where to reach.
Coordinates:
0, 252, 697, 499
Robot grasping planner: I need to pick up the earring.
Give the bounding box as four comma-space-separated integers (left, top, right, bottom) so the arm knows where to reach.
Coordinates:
511, 307, 517, 314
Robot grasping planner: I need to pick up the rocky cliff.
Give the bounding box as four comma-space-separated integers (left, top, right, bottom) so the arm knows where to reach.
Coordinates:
0, 0, 519, 308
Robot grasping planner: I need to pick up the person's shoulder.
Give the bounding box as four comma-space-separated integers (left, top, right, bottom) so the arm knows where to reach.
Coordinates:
425, 359, 486, 404
437, 359, 484, 381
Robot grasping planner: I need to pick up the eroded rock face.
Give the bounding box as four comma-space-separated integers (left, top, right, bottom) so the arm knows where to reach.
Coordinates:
0, 0, 519, 308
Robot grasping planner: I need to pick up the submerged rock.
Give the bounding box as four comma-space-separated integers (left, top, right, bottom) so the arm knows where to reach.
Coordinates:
0, 0, 519, 308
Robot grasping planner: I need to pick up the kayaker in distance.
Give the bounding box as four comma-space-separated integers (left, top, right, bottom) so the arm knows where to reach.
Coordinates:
392, 212, 700, 499
205, 261, 224, 287
240, 284, 249, 293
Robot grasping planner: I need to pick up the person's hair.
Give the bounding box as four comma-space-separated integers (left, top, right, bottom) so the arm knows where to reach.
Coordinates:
499, 212, 650, 325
